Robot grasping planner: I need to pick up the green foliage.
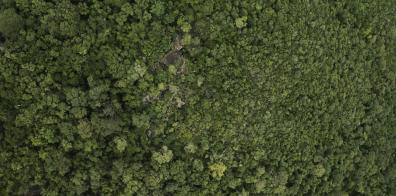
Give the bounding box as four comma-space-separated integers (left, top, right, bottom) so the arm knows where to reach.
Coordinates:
114, 137, 128, 153
235, 16, 248, 29
152, 146, 173, 164
0, 0, 395, 195
209, 162, 227, 179
0, 8, 23, 39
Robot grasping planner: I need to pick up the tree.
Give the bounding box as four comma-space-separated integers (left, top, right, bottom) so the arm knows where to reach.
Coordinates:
0, 9, 23, 40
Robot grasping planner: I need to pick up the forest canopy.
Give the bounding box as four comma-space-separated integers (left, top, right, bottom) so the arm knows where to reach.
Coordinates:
0, 0, 395, 195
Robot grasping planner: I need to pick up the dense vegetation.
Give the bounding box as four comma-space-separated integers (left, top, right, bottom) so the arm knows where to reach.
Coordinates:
0, 0, 395, 195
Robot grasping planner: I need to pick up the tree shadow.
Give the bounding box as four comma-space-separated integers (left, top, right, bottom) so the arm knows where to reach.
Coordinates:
0, 32, 5, 44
